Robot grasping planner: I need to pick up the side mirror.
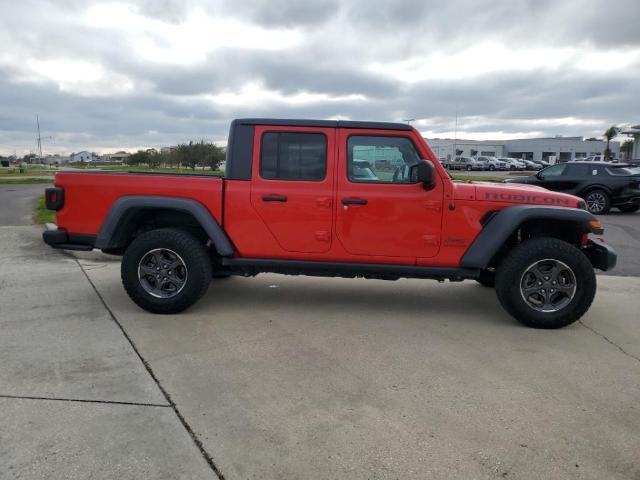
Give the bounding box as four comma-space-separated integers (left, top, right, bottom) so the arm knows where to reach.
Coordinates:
411, 160, 435, 190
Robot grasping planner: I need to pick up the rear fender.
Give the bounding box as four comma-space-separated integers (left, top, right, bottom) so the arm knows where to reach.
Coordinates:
94, 196, 234, 256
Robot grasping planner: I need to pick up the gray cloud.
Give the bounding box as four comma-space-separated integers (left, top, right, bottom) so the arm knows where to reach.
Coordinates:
0, 0, 639, 155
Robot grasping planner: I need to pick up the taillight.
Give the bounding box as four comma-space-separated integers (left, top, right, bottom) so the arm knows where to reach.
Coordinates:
45, 187, 64, 210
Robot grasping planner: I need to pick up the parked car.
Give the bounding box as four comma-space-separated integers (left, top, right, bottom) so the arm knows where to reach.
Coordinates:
477, 156, 507, 171
43, 117, 616, 329
532, 159, 551, 169
505, 162, 640, 214
522, 159, 542, 170
573, 155, 618, 163
498, 157, 527, 170
448, 156, 484, 171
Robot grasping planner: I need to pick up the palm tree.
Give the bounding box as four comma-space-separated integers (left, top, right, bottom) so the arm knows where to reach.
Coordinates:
603, 125, 619, 160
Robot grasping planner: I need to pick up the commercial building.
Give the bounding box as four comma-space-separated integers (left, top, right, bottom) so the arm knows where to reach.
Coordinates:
621, 124, 640, 159
426, 136, 620, 163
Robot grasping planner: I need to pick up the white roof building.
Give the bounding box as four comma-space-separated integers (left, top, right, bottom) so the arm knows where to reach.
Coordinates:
425, 136, 620, 163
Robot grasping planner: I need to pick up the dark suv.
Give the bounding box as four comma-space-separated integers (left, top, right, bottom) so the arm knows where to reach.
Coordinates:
506, 162, 640, 214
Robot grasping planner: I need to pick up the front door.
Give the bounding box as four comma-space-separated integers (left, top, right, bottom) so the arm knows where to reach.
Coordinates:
251, 126, 335, 253
335, 130, 444, 260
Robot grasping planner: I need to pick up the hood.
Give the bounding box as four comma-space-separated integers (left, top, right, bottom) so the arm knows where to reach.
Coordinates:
455, 181, 583, 208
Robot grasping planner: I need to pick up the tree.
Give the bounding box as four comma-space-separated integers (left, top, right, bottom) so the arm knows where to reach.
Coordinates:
127, 150, 151, 166
174, 140, 225, 171
603, 125, 619, 160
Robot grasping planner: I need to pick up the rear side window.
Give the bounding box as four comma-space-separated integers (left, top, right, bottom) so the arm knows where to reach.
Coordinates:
260, 132, 327, 181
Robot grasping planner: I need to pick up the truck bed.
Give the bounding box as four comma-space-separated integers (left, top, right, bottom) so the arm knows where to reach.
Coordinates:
53, 171, 224, 236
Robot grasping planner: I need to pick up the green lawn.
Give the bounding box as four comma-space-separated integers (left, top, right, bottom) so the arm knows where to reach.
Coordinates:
33, 195, 56, 224
0, 177, 53, 184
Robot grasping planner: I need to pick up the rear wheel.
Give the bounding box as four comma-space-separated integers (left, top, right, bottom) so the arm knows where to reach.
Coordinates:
121, 228, 212, 314
618, 205, 639, 213
584, 189, 611, 214
466, 165, 472, 171
495, 238, 596, 329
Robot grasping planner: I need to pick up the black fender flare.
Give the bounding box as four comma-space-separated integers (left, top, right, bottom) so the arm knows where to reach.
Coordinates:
460, 205, 598, 269
94, 196, 235, 256
579, 183, 613, 197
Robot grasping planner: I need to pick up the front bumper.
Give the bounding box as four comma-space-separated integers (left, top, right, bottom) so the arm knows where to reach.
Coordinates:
584, 238, 617, 271
43, 225, 95, 251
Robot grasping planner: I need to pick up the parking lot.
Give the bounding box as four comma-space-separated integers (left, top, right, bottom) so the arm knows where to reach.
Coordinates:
2, 184, 640, 479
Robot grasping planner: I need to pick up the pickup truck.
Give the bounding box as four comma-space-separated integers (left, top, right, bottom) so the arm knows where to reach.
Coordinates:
43, 118, 616, 329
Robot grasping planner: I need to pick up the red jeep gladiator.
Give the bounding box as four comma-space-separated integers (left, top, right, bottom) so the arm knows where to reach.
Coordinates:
44, 119, 616, 328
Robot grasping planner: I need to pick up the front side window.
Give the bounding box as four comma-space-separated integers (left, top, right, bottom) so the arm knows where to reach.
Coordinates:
347, 136, 421, 183
260, 132, 327, 181
541, 164, 566, 177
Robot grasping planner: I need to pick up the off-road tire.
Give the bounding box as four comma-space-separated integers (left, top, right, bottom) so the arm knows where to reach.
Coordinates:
618, 205, 639, 213
495, 238, 596, 329
121, 228, 212, 314
583, 189, 611, 214
476, 269, 495, 287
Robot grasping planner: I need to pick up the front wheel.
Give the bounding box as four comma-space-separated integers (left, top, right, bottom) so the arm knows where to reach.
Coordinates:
488, 165, 495, 171
121, 228, 212, 314
584, 189, 611, 214
495, 238, 596, 329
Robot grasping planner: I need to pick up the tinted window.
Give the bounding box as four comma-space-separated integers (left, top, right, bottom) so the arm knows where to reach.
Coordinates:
541, 164, 566, 177
565, 164, 591, 176
607, 167, 640, 176
348, 135, 420, 183
260, 132, 326, 181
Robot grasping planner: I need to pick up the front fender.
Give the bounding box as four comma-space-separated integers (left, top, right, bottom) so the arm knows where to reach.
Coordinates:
460, 205, 598, 269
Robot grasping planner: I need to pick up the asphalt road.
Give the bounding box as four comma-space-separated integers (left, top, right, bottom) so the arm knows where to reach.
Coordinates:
0, 184, 48, 225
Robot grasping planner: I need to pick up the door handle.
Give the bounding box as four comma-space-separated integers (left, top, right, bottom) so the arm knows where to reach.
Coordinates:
262, 194, 288, 202
342, 198, 368, 206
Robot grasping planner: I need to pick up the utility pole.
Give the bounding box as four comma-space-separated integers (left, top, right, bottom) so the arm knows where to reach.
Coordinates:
453, 105, 458, 161
403, 118, 416, 125
36, 114, 43, 162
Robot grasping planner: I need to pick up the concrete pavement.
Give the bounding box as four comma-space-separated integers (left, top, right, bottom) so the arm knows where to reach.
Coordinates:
0, 226, 217, 479
80, 252, 640, 479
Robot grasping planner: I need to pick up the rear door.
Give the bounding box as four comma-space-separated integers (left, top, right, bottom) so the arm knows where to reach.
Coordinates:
250, 126, 335, 253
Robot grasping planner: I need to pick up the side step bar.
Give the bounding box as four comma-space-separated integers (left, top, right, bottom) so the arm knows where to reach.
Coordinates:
222, 257, 479, 281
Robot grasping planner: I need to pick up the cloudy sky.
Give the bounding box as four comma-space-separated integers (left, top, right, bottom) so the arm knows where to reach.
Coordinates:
1, 0, 638, 155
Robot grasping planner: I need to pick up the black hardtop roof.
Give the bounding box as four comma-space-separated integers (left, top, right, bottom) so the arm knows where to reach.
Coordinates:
234, 118, 413, 131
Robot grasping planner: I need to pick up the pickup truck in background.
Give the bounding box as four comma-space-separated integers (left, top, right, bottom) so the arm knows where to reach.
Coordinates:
43, 118, 616, 329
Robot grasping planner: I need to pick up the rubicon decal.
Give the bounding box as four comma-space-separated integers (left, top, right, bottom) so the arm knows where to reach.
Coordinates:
484, 193, 570, 205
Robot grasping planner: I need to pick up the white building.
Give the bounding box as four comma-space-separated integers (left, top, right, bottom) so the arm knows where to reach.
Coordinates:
70, 151, 98, 163
621, 124, 640, 159
426, 136, 620, 163
102, 151, 130, 162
